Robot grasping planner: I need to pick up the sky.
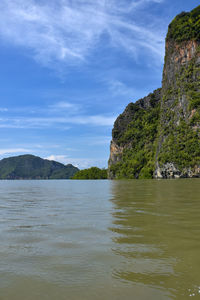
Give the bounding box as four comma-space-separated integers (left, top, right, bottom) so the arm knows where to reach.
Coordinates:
0, 0, 199, 169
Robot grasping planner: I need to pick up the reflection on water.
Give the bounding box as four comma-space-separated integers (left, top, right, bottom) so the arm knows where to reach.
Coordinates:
110, 180, 200, 299
0, 179, 200, 299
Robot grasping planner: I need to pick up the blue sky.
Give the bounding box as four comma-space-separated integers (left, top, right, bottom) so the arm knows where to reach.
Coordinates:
0, 0, 199, 168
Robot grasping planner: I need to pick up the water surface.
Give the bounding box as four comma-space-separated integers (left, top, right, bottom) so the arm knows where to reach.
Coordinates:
0, 179, 200, 299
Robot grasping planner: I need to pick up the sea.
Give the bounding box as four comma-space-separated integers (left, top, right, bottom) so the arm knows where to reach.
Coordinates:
0, 179, 200, 299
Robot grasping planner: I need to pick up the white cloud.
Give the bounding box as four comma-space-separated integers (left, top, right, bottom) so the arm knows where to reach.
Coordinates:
0, 148, 31, 155
46, 154, 106, 169
109, 0, 164, 13
0, 124, 25, 129
48, 101, 81, 114
46, 155, 68, 163
49, 101, 77, 110
0, 108, 8, 112
0, 0, 165, 67
107, 79, 136, 96
0, 114, 116, 129
0, 150, 107, 168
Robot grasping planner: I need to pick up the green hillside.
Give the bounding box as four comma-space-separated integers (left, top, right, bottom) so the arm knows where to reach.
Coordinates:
72, 167, 107, 179
0, 154, 79, 179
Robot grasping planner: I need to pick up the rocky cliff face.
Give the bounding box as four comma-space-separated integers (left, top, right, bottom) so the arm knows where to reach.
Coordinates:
108, 89, 161, 179
108, 5, 200, 179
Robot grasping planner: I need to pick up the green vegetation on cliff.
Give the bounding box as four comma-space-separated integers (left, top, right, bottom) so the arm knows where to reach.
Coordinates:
72, 167, 107, 179
109, 90, 161, 179
108, 5, 200, 179
158, 47, 200, 170
0, 154, 79, 179
158, 120, 200, 169
167, 5, 200, 42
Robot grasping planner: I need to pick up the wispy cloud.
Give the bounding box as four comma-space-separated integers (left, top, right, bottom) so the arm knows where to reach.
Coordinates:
0, 148, 32, 155
46, 154, 106, 169
0, 149, 107, 168
0, 0, 165, 67
0, 108, 8, 112
0, 114, 116, 129
107, 79, 136, 97
0, 99, 116, 129
48, 101, 81, 114
49, 101, 77, 110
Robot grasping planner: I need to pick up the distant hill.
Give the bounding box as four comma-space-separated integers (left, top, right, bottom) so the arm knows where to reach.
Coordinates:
0, 154, 79, 179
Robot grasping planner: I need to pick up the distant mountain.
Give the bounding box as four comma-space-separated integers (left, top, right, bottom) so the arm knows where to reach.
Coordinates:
0, 154, 79, 179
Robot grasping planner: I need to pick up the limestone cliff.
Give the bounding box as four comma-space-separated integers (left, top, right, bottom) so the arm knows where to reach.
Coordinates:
108, 89, 161, 179
108, 5, 200, 179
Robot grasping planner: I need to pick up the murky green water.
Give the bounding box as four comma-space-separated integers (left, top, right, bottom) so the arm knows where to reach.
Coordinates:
0, 179, 200, 299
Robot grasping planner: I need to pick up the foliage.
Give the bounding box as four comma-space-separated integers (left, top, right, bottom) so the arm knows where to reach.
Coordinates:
158, 120, 200, 169
109, 24, 200, 178
0, 154, 79, 179
158, 45, 200, 170
167, 6, 200, 42
72, 167, 107, 179
110, 92, 160, 179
